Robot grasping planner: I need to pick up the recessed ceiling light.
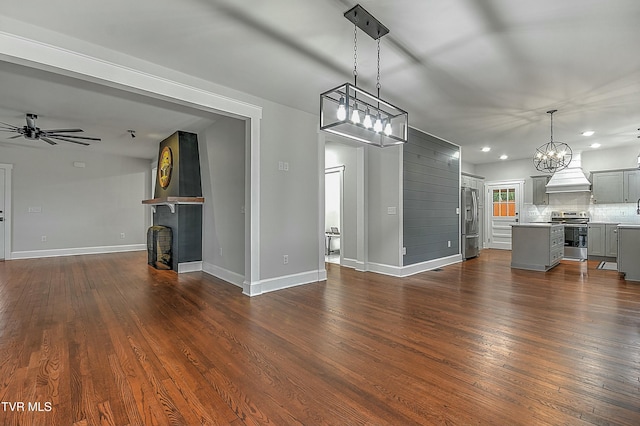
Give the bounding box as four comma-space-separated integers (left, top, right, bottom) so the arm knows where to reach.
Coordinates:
590, 143, 601, 148
481, 147, 491, 152
499, 154, 508, 160
582, 130, 595, 136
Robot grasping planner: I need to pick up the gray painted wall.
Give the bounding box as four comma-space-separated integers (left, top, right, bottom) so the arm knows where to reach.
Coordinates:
1, 145, 149, 253
200, 116, 246, 276
259, 102, 321, 280
403, 128, 460, 266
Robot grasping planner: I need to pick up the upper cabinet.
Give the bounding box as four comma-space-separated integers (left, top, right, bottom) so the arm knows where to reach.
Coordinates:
531, 175, 550, 205
591, 169, 640, 203
591, 171, 624, 203
623, 169, 640, 202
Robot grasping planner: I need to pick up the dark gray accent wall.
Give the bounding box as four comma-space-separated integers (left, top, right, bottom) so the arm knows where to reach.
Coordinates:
403, 128, 460, 265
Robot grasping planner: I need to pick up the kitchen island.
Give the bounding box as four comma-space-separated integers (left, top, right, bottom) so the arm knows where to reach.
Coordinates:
617, 224, 640, 282
511, 223, 564, 271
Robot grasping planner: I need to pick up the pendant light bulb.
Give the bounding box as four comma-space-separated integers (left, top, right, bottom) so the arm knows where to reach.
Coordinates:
363, 109, 373, 129
351, 103, 361, 124
336, 97, 347, 121
384, 121, 392, 136
373, 115, 383, 133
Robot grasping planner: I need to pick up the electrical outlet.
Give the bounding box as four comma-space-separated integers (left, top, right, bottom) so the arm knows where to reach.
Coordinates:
41, 236, 47, 242
219, 247, 223, 257
283, 162, 289, 171
448, 240, 451, 248
120, 232, 125, 239
278, 161, 284, 171
283, 254, 289, 264
402, 247, 407, 255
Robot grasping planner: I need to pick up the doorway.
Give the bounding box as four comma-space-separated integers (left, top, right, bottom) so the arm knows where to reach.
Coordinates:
485, 180, 524, 250
0, 164, 12, 260
325, 166, 343, 264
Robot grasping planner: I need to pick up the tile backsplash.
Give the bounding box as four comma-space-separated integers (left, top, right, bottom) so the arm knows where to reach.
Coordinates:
524, 192, 640, 224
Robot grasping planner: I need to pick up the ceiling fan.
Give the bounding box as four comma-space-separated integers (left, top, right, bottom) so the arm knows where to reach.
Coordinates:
0, 113, 100, 146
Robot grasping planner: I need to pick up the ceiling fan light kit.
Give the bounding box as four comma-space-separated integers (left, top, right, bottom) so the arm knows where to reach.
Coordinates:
533, 109, 572, 174
320, 4, 408, 147
0, 113, 100, 146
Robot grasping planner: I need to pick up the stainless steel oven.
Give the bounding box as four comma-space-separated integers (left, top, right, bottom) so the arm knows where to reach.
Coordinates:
550, 211, 589, 260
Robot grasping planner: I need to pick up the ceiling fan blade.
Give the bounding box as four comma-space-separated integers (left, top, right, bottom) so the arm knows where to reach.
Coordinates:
41, 128, 84, 133
45, 133, 101, 141
0, 121, 20, 128
7, 134, 23, 139
48, 136, 90, 146
40, 137, 58, 145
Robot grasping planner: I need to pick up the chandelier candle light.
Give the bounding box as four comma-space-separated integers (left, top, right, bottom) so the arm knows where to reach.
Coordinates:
533, 109, 573, 173
320, 4, 408, 147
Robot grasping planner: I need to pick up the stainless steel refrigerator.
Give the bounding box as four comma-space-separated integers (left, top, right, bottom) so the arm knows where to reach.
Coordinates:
461, 187, 480, 259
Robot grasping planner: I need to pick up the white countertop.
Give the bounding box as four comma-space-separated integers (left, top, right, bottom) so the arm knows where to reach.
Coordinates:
617, 224, 640, 229
512, 223, 561, 227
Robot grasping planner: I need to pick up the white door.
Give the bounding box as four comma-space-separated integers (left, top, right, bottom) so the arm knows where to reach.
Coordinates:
485, 181, 524, 250
0, 169, 4, 259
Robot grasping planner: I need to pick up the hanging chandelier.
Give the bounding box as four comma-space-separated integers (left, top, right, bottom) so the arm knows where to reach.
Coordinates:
320, 4, 408, 147
533, 109, 572, 173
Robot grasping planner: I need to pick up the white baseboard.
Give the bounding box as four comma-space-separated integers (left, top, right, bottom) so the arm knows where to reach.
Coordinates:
202, 262, 244, 288
342, 257, 365, 271
367, 262, 404, 277
340, 255, 462, 278
11, 244, 146, 260
177, 261, 203, 273
243, 269, 324, 296
400, 254, 462, 277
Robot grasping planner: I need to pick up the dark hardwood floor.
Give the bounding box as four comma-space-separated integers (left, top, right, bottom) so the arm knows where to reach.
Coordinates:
0, 249, 639, 425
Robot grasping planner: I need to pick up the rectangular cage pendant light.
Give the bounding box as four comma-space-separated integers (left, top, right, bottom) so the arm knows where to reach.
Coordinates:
320, 4, 408, 147
320, 83, 408, 147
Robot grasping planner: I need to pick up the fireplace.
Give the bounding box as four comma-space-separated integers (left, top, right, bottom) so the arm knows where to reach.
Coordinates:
147, 225, 172, 269
142, 131, 204, 272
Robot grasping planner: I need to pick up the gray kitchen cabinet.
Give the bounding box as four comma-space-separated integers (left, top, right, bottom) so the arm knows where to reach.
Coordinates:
587, 224, 605, 257
618, 225, 640, 282
605, 224, 619, 258
531, 175, 550, 205
511, 224, 564, 271
588, 223, 618, 259
623, 169, 640, 202
591, 171, 623, 204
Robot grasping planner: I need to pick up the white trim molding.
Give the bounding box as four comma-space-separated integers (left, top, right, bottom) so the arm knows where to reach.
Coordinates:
245, 269, 324, 296
203, 262, 244, 288
340, 255, 462, 278
177, 261, 203, 274
12, 244, 145, 260
398, 254, 462, 277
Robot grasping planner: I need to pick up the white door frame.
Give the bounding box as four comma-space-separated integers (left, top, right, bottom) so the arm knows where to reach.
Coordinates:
485, 180, 524, 250
0, 31, 265, 294
325, 166, 345, 264
0, 163, 13, 260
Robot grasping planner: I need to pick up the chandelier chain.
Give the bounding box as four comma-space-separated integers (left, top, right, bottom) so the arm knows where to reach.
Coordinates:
353, 22, 358, 85
376, 37, 381, 96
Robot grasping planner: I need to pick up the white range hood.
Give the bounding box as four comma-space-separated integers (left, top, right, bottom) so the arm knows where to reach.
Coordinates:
545, 152, 591, 193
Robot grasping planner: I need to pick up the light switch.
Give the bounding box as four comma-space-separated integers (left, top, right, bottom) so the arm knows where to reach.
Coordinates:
387, 207, 397, 215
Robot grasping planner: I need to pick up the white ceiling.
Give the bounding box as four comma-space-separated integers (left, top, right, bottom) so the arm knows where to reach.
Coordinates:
1, 0, 639, 163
